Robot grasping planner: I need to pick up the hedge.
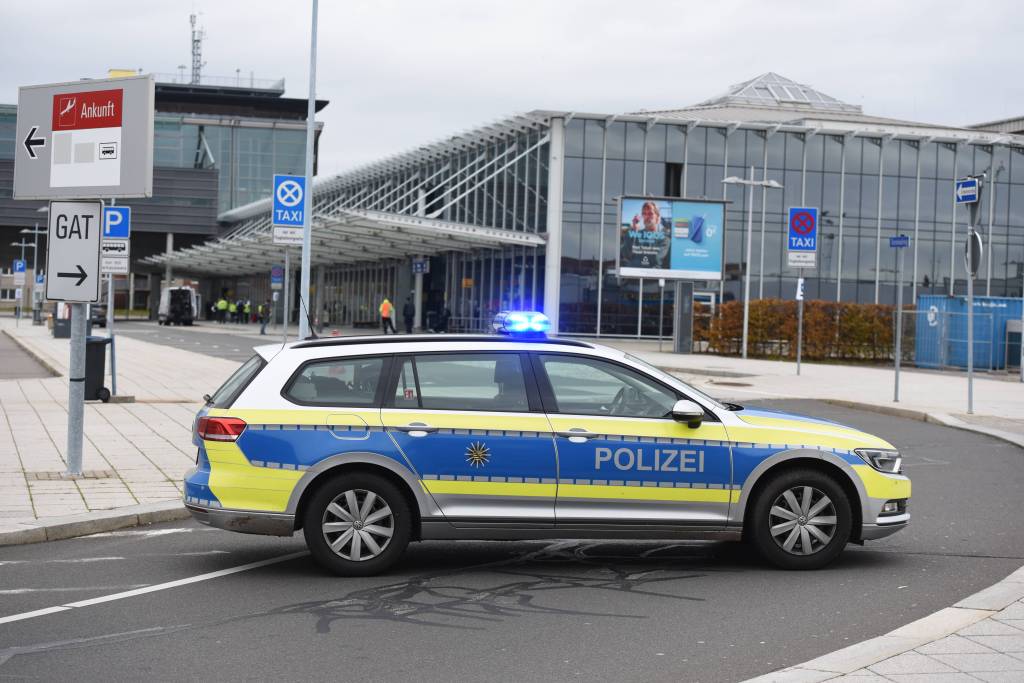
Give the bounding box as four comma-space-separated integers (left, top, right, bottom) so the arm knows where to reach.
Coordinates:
695, 299, 904, 361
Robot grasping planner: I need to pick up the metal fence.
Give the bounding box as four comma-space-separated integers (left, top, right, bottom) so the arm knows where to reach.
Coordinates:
905, 309, 999, 372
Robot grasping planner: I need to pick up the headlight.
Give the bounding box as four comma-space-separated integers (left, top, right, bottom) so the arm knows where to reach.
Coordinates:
854, 448, 902, 474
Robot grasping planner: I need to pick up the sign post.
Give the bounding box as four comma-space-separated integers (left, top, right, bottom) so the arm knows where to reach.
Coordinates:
788, 207, 818, 375
890, 234, 910, 402
102, 204, 130, 397
957, 175, 984, 415
12, 259, 26, 322
14, 75, 154, 477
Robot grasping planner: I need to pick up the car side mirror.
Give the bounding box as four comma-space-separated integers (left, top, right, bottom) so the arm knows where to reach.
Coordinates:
671, 399, 704, 428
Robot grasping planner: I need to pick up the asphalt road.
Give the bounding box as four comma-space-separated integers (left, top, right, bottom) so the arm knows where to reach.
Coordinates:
113, 321, 271, 362
0, 328, 52, 379
1, 401, 1022, 682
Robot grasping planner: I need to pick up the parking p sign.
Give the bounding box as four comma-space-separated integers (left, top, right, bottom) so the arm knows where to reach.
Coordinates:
273, 174, 305, 227
103, 206, 131, 238
787, 206, 818, 268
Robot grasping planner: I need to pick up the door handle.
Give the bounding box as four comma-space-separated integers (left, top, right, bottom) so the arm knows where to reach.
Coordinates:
391, 422, 438, 437
556, 428, 598, 444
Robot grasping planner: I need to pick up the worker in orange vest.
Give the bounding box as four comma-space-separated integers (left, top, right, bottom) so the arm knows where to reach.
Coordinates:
379, 297, 397, 334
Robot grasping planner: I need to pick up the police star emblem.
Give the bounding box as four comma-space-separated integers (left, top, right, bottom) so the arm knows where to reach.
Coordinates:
465, 441, 491, 468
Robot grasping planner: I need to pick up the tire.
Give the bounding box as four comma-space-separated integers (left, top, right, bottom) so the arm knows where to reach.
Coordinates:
302, 472, 412, 576
748, 468, 852, 570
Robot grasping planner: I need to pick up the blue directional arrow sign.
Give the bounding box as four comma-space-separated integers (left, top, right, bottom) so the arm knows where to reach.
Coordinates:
955, 178, 979, 204
273, 174, 306, 227
890, 235, 910, 248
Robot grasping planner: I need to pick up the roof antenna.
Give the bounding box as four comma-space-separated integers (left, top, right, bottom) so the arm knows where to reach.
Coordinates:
298, 292, 319, 340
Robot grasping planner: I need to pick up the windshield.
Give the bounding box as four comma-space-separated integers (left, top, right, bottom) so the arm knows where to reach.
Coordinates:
624, 353, 727, 411
209, 354, 265, 408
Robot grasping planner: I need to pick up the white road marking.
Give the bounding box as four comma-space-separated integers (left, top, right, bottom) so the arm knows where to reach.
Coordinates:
0, 551, 228, 566
85, 528, 197, 539
0, 551, 308, 626
0, 585, 149, 595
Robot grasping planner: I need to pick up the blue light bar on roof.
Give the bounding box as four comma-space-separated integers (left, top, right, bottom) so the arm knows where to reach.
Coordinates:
492, 311, 550, 336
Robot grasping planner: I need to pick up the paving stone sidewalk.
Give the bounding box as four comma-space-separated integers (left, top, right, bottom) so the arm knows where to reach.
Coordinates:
0, 319, 238, 535
749, 567, 1024, 682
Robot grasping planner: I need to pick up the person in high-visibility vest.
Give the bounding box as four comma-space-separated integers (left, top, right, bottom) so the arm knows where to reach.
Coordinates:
216, 297, 228, 324
243, 301, 251, 324
379, 297, 396, 334
228, 300, 237, 324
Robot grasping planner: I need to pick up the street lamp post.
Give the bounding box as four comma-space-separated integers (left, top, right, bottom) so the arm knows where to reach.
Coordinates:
723, 167, 783, 359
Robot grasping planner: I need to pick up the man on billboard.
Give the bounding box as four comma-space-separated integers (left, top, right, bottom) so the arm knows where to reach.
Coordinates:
620, 199, 671, 269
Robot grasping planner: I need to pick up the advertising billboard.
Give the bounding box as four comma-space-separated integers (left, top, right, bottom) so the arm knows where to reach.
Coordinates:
618, 197, 724, 280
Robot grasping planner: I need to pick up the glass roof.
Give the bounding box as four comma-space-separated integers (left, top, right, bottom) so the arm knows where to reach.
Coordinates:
694, 72, 862, 113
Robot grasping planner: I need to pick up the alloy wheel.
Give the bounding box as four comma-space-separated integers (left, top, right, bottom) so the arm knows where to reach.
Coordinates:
321, 489, 395, 562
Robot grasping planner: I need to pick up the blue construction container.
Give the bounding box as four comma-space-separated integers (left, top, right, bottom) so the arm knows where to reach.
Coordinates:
915, 295, 1024, 370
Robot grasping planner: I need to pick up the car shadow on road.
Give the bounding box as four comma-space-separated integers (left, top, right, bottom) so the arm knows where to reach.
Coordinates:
237, 538, 905, 633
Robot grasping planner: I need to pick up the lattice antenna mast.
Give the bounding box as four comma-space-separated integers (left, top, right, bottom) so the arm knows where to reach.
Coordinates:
190, 13, 205, 85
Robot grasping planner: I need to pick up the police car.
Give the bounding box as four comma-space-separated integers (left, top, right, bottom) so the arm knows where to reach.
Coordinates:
185, 311, 910, 575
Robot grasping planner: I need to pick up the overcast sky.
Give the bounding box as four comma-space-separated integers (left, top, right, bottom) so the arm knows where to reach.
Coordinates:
3, 1, 1022, 177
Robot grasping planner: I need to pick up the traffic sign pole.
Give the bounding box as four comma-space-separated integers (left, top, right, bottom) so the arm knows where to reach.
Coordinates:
66, 303, 87, 476
965, 183, 983, 415
106, 200, 117, 396
894, 243, 904, 403
796, 270, 804, 376
299, 0, 319, 341
283, 250, 290, 345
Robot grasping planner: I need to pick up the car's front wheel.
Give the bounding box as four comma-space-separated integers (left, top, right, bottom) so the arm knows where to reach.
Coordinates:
748, 468, 852, 570
302, 472, 411, 576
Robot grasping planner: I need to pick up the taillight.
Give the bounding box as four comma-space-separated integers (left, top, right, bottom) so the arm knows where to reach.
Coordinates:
197, 416, 247, 442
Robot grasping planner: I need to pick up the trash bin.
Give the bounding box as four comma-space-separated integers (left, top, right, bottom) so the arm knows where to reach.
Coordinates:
85, 336, 111, 402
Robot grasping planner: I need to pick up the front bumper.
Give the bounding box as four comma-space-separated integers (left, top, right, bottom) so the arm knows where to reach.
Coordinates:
860, 512, 910, 540
185, 502, 295, 537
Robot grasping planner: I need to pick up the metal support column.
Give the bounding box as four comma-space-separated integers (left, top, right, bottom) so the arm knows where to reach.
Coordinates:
542, 117, 566, 333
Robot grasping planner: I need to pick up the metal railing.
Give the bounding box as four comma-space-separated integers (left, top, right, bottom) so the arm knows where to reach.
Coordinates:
153, 73, 285, 92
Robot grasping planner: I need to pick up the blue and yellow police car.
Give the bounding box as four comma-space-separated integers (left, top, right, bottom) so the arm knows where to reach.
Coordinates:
185, 311, 910, 575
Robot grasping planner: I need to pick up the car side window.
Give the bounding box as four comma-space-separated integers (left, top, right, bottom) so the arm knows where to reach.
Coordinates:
391, 353, 529, 412
284, 356, 385, 406
539, 354, 677, 418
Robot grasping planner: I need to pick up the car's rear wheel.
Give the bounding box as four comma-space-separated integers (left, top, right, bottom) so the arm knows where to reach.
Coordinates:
749, 468, 851, 570
302, 472, 411, 576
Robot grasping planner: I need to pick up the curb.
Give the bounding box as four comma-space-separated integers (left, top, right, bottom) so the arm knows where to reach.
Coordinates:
819, 399, 1024, 450
2, 328, 62, 377
744, 565, 1024, 682
0, 501, 191, 547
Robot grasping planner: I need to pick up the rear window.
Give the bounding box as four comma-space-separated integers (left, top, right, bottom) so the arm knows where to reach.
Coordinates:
284, 356, 386, 407
210, 355, 265, 408
391, 353, 529, 412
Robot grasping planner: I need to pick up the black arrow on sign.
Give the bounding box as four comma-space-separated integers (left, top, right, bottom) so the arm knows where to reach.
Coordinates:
24, 126, 45, 159
57, 265, 88, 287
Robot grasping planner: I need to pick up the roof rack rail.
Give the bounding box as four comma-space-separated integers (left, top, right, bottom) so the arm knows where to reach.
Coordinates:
291, 334, 595, 350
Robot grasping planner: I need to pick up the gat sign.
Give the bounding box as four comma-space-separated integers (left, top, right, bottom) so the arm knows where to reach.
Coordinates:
45, 201, 103, 303
13, 75, 155, 200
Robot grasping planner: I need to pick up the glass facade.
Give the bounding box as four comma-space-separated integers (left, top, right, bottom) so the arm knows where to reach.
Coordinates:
314, 127, 551, 332
560, 116, 1024, 336
154, 116, 308, 213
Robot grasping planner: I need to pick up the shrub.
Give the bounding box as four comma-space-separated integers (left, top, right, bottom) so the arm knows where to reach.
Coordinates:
705, 299, 899, 361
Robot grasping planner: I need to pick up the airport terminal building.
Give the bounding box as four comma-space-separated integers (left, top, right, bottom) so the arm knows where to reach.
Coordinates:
146, 73, 1024, 336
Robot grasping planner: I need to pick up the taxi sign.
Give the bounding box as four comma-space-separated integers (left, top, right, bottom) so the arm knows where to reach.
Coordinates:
13, 75, 154, 200
45, 200, 103, 303
273, 174, 306, 227
787, 207, 818, 268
